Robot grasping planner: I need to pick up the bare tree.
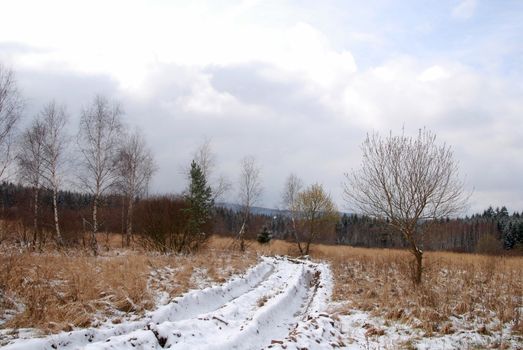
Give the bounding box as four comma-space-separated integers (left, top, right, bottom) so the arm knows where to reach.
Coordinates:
295, 183, 338, 255
77, 96, 123, 254
236, 155, 263, 251
192, 138, 231, 201
281, 173, 304, 253
344, 129, 468, 284
17, 118, 46, 248
0, 64, 24, 180
116, 130, 156, 247
39, 102, 69, 246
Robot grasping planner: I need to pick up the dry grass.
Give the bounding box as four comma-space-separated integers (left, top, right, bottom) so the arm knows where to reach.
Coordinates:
0, 252, 152, 333
1, 233, 522, 340
0, 234, 258, 335
312, 244, 523, 337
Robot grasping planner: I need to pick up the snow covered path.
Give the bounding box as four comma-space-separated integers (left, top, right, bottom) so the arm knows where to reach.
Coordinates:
2, 257, 344, 350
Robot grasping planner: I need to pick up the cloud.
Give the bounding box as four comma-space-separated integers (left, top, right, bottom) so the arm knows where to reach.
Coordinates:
8, 43, 523, 213
451, 0, 477, 20
120, 56, 523, 212
418, 65, 452, 82
2, 1, 523, 213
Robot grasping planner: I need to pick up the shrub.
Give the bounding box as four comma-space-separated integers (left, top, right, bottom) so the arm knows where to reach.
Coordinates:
475, 234, 503, 255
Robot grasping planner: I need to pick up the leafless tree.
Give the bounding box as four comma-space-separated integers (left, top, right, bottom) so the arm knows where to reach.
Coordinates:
0, 64, 24, 180
281, 173, 304, 252
295, 183, 338, 255
17, 118, 46, 248
39, 102, 69, 246
77, 96, 123, 254
116, 130, 156, 247
344, 129, 468, 284
192, 138, 231, 201
236, 155, 263, 251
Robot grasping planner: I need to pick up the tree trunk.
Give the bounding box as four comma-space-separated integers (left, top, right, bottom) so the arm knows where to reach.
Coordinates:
291, 216, 304, 255
412, 249, 423, 284
92, 195, 98, 234
91, 195, 99, 255
239, 221, 246, 252
125, 196, 133, 247
403, 227, 423, 284
239, 211, 249, 252
32, 186, 39, 249
52, 185, 62, 246
304, 217, 314, 255
121, 195, 125, 247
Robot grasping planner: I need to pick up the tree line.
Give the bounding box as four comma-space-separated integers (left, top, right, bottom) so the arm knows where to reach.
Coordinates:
2, 64, 522, 284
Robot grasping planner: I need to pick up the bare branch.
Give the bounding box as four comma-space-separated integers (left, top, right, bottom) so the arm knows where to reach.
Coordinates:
77, 95, 124, 245
0, 64, 24, 180
344, 128, 469, 283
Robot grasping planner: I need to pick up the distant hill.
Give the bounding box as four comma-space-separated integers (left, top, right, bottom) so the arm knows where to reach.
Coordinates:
215, 202, 291, 217
215, 202, 351, 217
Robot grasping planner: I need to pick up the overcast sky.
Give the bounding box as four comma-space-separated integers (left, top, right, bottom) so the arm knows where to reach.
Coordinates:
1, 0, 522, 213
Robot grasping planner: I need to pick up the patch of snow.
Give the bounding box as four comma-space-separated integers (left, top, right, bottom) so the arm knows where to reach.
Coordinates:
337, 306, 523, 349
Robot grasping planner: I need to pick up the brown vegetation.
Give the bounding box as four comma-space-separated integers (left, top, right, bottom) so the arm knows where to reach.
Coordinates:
317, 245, 523, 337
1, 234, 521, 342
0, 235, 257, 336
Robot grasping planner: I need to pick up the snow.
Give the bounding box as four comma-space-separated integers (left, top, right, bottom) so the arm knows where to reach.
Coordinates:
337, 307, 523, 349
2, 257, 520, 349
1, 257, 339, 350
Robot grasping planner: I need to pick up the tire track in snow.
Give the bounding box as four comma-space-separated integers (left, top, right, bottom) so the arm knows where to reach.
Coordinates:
2, 257, 345, 350
147, 258, 309, 349
1, 258, 275, 350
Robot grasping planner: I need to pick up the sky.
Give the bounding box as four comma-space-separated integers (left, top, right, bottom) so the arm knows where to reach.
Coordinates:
1, 0, 522, 214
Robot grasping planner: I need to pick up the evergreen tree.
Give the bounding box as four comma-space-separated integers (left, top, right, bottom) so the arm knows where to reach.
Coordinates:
257, 225, 272, 244
185, 160, 214, 239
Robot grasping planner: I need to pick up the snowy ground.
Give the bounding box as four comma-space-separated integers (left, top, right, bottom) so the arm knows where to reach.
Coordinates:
1, 257, 344, 350
1, 256, 521, 349
337, 307, 522, 349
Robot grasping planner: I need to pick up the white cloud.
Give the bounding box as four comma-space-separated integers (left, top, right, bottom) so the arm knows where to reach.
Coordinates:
3, 0, 523, 212
451, 0, 477, 20
418, 65, 452, 82
0, 1, 357, 94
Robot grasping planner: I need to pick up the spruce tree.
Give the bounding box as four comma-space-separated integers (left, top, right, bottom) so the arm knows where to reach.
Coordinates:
185, 160, 214, 240
257, 225, 272, 244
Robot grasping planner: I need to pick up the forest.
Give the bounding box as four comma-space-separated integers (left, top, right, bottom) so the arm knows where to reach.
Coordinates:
1, 181, 521, 255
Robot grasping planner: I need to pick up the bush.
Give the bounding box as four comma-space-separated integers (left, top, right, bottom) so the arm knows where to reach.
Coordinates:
475, 234, 503, 255
134, 195, 208, 253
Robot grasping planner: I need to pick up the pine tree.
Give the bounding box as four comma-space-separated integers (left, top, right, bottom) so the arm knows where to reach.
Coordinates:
257, 225, 272, 244
185, 160, 214, 241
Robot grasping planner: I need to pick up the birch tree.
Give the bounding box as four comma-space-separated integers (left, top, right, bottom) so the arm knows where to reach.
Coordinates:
77, 96, 123, 253
0, 64, 24, 180
116, 130, 155, 246
282, 173, 304, 253
40, 102, 69, 246
236, 155, 262, 251
17, 118, 46, 247
344, 129, 468, 284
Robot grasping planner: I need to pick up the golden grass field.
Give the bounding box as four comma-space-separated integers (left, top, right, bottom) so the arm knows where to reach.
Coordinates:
0, 234, 521, 341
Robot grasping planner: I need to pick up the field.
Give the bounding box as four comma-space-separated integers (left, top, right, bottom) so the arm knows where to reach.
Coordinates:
0, 235, 522, 349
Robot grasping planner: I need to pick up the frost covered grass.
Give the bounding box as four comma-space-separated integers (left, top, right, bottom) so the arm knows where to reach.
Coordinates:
0, 236, 257, 339
315, 245, 523, 347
